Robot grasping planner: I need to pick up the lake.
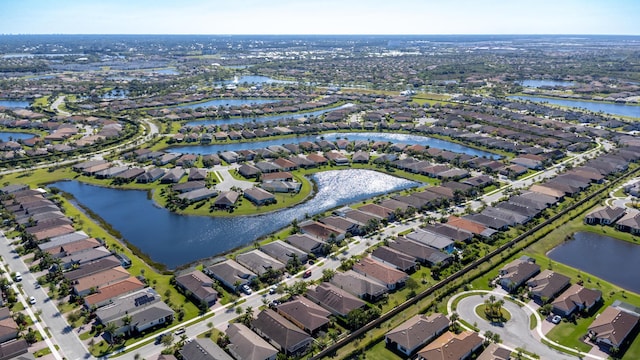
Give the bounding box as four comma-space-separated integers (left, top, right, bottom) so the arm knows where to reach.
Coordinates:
170, 132, 499, 158
517, 80, 575, 88
172, 98, 279, 109
218, 75, 293, 85
0, 132, 35, 142
0, 100, 30, 108
547, 232, 640, 293
51, 169, 418, 269
509, 95, 640, 118
185, 103, 354, 127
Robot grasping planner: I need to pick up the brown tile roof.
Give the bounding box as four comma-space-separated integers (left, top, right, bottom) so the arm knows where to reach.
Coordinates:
385, 313, 449, 354
73, 266, 130, 294
352, 257, 408, 286
417, 331, 483, 360
588, 306, 639, 347
277, 295, 331, 333
552, 284, 602, 315
84, 276, 145, 308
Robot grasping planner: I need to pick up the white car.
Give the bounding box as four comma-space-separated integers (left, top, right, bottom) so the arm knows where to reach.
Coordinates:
29, 296, 36, 305
551, 315, 562, 324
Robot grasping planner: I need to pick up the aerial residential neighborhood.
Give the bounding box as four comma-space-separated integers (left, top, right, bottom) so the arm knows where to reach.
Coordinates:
0, 2, 639, 360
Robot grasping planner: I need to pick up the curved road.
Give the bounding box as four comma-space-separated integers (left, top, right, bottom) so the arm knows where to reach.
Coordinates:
449, 291, 602, 360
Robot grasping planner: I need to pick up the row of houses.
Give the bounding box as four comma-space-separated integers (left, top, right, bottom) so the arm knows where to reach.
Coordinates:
0, 184, 175, 339
496, 258, 640, 351
585, 205, 640, 234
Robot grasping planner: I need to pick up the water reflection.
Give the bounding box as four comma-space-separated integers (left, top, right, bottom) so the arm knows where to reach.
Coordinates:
52, 169, 418, 268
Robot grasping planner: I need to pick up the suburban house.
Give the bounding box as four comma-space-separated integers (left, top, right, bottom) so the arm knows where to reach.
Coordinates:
72, 265, 131, 296
385, 313, 450, 357
615, 212, 640, 234
260, 240, 308, 265
0, 339, 29, 360
83, 276, 146, 309
306, 282, 366, 317
285, 234, 326, 256
416, 331, 483, 360
235, 250, 285, 276
244, 187, 276, 206
552, 284, 602, 317
329, 270, 388, 302
174, 270, 218, 307
276, 295, 331, 335
499, 257, 540, 293
387, 237, 453, 266
352, 257, 408, 290
180, 338, 233, 360
204, 259, 257, 293
371, 246, 417, 273
251, 309, 314, 356
213, 190, 240, 209
226, 323, 278, 360
0, 307, 19, 343
477, 343, 512, 360
584, 206, 626, 225
95, 288, 174, 336
587, 305, 639, 348
299, 220, 345, 242
526, 270, 570, 303
406, 229, 454, 253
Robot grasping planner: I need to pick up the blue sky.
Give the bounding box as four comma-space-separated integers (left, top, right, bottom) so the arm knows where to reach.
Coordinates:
1, 0, 638, 35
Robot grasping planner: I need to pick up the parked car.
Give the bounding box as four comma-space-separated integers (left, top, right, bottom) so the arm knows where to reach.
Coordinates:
174, 327, 185, 336
303, 270, 312, 278
551, 315, 562, 324
29, 296, 36, 305
14, 272, 22, 282
241, 284, 252, 295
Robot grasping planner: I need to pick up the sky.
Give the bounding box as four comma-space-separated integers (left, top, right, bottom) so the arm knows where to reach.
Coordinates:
1, 0, 638, 35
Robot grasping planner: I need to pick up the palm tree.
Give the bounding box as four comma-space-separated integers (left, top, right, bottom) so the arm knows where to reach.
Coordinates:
104, 322, 118, 343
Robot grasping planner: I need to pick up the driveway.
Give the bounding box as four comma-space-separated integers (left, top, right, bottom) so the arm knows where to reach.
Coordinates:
455, 294, 580, 360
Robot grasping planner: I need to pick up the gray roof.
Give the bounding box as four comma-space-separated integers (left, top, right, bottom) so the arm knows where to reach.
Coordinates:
306, 282, 366, 316
96, 288, 165, 324
180, 338, 233, 360
205, 259, 256, 290
385, 313, 450, 353
406, 229, 454, 251
371, 246, 416, 271
388, 237, 452, 265
236, 249, 285, 275
39, 231, 89, 251
251, 309, 313, 354
286, 233, 325, 254
260, 240, 308, 264
330, 270, 387, 299
226, 323, 278, 360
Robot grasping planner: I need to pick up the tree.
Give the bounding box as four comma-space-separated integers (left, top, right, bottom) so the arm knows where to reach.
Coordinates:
161, 333, 174, 347
321, 268, 335, 282
104, 322, 118, 343
24, 328, 37, 344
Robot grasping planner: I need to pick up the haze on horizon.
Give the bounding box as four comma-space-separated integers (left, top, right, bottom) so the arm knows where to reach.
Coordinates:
1, 0, 639, 36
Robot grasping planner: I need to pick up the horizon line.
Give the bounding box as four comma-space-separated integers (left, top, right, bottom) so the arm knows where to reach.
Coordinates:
1, 33, 640, 37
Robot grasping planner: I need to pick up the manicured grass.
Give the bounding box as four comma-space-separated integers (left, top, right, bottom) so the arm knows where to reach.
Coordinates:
530, 313, 537, 330
475, 304, 511, 323
545, 317, 593, 353
364, 339, 401, 360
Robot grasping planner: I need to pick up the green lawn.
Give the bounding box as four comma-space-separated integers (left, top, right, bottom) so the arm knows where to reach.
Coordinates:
363, 338, 401, 360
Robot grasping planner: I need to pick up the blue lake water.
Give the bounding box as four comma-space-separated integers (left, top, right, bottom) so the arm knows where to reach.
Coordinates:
218, 75, 293, 85
170, 132, 499, 158
51, 169, 418, 268
185, 103, 354, 127
0, 132, 35, 142
547, 232, 640, 293
144, 68, 179, 75
509, 95, 640, 118
172, 99, 279, 109
0, 100, 30, 108
517, 80, 575, 88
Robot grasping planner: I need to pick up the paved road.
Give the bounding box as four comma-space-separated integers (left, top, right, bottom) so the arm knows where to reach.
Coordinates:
0, 231, 91, 360
456, 295, 578, 360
